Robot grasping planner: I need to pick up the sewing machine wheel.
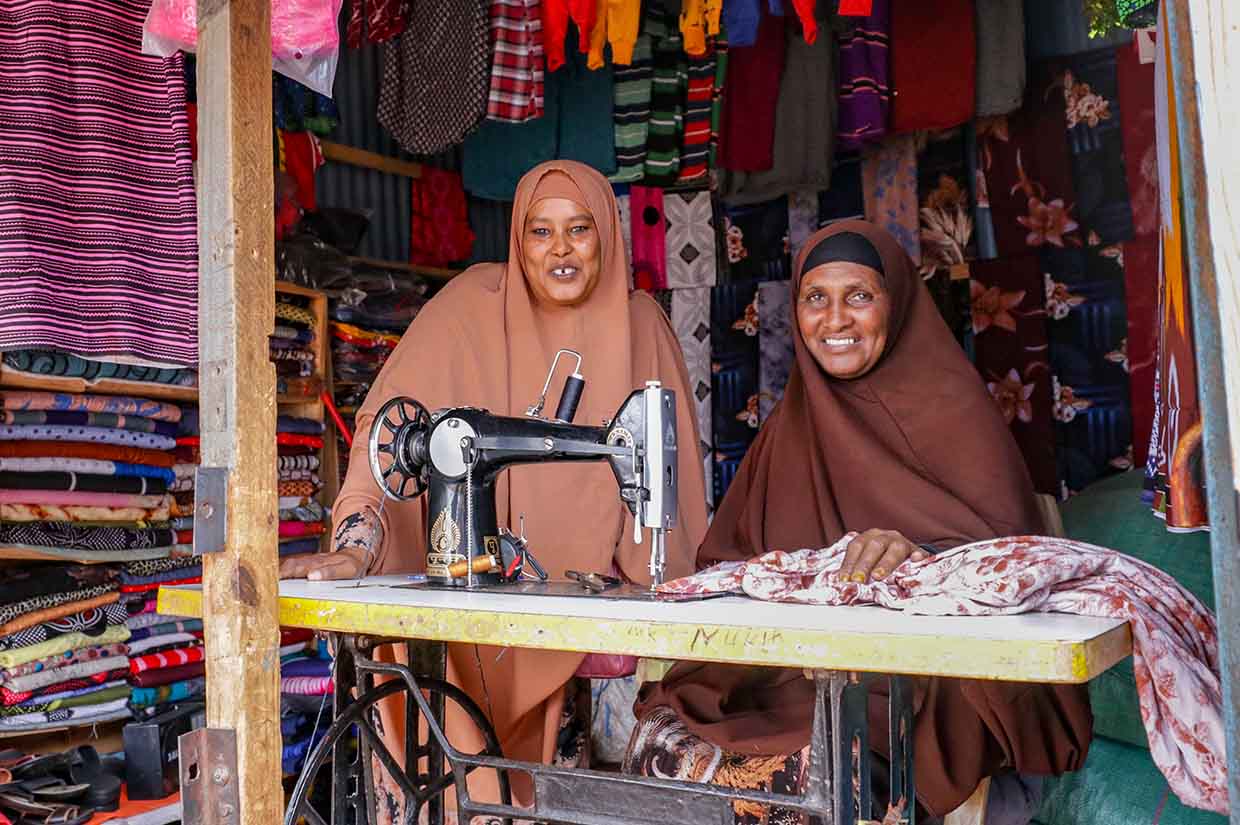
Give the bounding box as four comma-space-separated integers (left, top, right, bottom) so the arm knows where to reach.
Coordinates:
369, 397, 432, 501
283, 676, 512, 825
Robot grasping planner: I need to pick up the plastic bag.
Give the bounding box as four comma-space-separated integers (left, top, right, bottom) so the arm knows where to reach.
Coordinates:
142, 0, 343, 97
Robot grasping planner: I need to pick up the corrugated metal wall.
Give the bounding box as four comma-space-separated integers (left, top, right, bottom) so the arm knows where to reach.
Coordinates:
314, 37, 512, 266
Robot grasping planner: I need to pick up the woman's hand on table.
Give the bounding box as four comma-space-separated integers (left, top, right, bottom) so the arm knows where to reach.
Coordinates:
836, 529, 928, 583
278, 547, 368, 581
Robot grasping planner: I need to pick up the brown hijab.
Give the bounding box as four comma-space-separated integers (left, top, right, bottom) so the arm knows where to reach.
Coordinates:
636, 221, 1091, 815
333, 160, 709, 801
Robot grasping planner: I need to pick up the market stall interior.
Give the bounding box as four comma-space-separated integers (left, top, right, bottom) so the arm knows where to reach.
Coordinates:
0, 0, 1236, 823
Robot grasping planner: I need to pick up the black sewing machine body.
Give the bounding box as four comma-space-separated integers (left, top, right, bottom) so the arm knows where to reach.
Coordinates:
370, 382, 678, 587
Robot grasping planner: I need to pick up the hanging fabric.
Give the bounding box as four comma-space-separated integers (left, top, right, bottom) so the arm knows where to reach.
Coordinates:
669, 288, 714, 507
0, 0, 198, 368
836, 0, 890, 151
664, 192, 717, 289
756, 280, 794, 423
630, 186, 667, 291
974, 0, 1026, 118
486, 0, 546, 123
888, 0, 975, 134
861, 135, 920, 263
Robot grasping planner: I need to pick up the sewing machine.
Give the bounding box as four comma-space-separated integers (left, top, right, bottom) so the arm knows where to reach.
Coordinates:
366, 350, 678, 588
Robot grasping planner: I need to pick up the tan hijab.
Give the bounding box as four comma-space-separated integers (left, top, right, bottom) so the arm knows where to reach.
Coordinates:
333, 160, 708, 798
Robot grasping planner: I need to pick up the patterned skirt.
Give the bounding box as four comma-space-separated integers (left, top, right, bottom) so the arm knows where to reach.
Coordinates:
622, 706, 815, 825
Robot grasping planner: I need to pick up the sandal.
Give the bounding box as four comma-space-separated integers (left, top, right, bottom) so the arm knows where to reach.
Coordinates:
65, 748, 120, 813
0, 790, 94, 825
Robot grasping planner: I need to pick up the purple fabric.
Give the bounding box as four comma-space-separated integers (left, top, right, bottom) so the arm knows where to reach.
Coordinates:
281, 658, 332, 678
837, 0, 890, 151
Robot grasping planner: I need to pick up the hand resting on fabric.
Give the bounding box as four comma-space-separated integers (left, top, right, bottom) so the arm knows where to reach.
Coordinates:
836, 528, 929, 583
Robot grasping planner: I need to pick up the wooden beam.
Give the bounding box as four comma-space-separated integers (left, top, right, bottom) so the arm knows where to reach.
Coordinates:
320, 139, 422, 179
1164, 1, 1240, 820
195, 0, 282, 822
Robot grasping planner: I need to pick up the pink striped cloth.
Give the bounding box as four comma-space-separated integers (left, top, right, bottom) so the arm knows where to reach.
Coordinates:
0, 0, 198, 366
129, 644, 203, 675
280, 675, 333, 696
0, 490, 169, 509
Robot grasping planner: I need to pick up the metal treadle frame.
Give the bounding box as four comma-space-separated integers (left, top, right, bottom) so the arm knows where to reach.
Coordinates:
283, 635, 916, 825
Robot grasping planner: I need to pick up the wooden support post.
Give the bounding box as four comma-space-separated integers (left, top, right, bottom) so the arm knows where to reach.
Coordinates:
1164, 1, 1240, 820
195, 1, 282, 823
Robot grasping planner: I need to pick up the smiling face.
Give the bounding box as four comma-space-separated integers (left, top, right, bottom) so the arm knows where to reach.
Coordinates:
796, 261, 891, 380
520, 197, 603, 307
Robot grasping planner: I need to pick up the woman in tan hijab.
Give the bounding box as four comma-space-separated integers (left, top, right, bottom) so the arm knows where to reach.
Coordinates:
281, 160, 709, 812
628, 221, 1091, 823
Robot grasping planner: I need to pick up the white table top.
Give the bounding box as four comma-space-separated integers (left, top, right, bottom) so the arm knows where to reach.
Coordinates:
160, 575, 1132, 683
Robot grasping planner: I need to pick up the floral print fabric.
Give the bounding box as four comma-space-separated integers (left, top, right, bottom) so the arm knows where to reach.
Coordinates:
658, 533, 1228, 814
862, 135, 920, 263
711, 283, 762, 501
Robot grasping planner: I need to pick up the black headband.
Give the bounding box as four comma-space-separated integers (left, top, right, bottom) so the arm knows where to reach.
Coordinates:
801, 231, 885, 277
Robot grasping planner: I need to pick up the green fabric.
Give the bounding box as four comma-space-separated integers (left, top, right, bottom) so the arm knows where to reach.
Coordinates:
1035, 736, 1226, 825
1059, 471, 1215, 749
1115, 0, 1157, 28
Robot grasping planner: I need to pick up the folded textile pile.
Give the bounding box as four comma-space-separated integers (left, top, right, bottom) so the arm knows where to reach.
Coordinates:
2, 351, 197, 390
279, 628, 332, 776
329, 284, 423, 487
659, 534, 1228, 815
123, 567, 205, 719
173, 409, 327, 562
0, 563, 135, 732
0, 390, 188, 562
273, 299, 322, 399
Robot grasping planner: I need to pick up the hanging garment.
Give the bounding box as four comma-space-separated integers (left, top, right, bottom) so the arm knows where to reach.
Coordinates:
721, 198, 791, 283
1145, 10, 1205, 530
720, 16, 835, 205
861, 135, 920, 263
836, 0, 890, 151
0, 0, 198, 367
377, 0, 489, 155
677, 48, 716, 185
756, 280, 794, 423
969, 256, 1057, 493
889, 0, 975, 133
717, 11, 786, 172
1117, 42, 1159, 468
643, 11, 687, 187
409, 166, 475, 267
486, 0, 546, 122
974, 0, 1026, 117
630, 186, 667, 291
588, 0, 640, 67
711, 282, 762, 501
541, 0, 595, 72
916, 130, 976, 344
654, 533, 1227, 816
664, 191, 717, 289
669, 288, 714, 508
346, 0, 409, 48
609, 34, 653, 183
679, 0, 720, 56
974, 63, 1078, 260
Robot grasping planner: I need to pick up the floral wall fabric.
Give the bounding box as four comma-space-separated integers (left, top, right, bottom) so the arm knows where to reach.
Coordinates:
861, 134, 920, 262
917, 129, 976, 351
757, 280, 794, 423
711, 282, 762, 501
970, 257, 1056, 494
720, 197, 790, 283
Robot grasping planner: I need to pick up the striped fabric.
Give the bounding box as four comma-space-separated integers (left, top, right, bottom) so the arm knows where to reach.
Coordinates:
0, 0, 198, 367
487, 0, 544, 122
836, 0, 891, 150
643, 11, 687, 187
609, 33, 653, 183
677, 49, 716, 184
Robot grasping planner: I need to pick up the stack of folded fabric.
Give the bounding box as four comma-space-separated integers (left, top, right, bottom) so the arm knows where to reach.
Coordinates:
123, 568, 204, 721
0, 390, 188, 561
279, 628, 332, 777
273, 298, 322, 400
0, 564, 134, 733
172, 409, 327, 563
2, 350, 197, 390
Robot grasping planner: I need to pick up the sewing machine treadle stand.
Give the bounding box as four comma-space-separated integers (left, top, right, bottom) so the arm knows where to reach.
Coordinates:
283, 633, 916, 825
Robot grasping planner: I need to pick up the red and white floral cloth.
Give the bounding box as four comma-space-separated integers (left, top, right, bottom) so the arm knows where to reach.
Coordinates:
659, 535, 1227, 814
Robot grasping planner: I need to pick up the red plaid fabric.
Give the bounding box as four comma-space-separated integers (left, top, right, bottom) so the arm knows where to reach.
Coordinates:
487, 0, 545, 122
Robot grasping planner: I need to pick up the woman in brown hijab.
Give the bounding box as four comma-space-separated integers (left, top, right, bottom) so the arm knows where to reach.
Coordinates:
282, 161, 709, 811
629, 221, 1091, 822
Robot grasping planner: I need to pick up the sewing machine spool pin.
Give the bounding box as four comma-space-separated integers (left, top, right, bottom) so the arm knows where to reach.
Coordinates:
526, 349, 585, 422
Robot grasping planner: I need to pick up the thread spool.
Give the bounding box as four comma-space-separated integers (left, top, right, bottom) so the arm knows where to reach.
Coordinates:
448, 555, 499, 578
555, 373, 586, 423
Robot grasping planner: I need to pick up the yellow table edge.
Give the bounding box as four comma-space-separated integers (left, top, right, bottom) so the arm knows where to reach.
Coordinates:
158, 587, 1132, 684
